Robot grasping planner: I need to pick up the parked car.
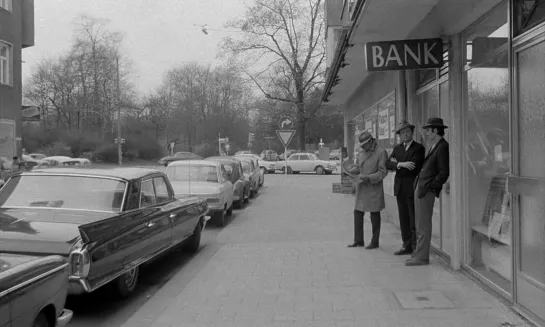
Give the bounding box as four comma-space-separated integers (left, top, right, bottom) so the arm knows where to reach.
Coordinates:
260, 150, 278, 161
0, 254, 73, 327
234, 156, 261, 197
276, 152, 337, 174
235, 154, 265, 186
158, 152, 202, 166
329, 149, 341, 160
28, 153, 47, 161
166, 160, 234, 227
206, 156, 250, 209
0, 167, 210, 298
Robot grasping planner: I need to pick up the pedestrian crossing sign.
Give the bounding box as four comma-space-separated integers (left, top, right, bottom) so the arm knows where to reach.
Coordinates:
276, 130, 296, 148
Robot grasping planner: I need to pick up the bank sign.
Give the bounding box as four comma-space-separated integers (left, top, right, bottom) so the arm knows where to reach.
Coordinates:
365, 38, 444, 71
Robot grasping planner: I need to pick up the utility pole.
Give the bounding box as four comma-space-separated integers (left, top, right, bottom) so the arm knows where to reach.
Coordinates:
116, 56, 122, 166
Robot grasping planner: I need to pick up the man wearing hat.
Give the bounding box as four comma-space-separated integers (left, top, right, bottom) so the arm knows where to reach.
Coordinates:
346, 131, 389, 249
406, 117, 450, 266
386, 121, 425, 256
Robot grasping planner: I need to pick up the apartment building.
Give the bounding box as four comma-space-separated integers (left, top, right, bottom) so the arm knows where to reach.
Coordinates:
0, 0, 34, 159
323, 0, 545, 325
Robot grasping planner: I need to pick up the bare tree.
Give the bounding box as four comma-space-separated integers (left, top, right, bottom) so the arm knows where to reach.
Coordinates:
220, 0, 326, 149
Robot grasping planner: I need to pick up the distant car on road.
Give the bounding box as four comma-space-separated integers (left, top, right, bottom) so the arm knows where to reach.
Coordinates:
158, 152, 202, 166
235, 156, 261, 195
0, 168, 210, 298
235, 154, 266, 186
167, 160, 234, 227
0, 254, 73, 327
276, 153, 336, 175
206, 156, 250, 210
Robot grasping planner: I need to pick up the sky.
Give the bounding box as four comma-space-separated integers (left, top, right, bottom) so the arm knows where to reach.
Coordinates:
22, 0, 248, 92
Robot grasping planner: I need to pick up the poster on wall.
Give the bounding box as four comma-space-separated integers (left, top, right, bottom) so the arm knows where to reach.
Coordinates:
0, 119, 16, 160
378, 108, 389, 140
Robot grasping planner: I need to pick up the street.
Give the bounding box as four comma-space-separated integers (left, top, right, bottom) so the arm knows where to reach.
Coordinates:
65, 171, 529, 327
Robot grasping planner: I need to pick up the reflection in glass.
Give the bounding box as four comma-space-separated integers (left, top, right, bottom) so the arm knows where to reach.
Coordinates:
465, 57, 512, 293
516, 41, 545, 287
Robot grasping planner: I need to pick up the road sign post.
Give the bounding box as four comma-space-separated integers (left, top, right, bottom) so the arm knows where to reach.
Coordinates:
276, 129, 296, 186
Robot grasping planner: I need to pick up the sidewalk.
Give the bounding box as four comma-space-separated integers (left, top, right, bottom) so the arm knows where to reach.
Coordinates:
121, 175, 531, 327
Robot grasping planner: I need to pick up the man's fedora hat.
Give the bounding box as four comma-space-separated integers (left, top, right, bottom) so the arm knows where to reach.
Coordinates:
358, 131, 373, 145
422, 117, 448, 129
395, 121, 415, 134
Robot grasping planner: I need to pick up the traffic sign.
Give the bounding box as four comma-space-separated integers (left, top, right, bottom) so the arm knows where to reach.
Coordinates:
276, 130, 296, 148
278, 116, 293, 129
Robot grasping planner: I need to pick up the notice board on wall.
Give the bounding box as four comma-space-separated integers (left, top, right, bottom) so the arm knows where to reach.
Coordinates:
376, 91, 396, 151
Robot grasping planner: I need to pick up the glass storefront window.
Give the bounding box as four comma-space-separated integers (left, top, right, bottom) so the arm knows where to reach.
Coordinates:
464, 1, 511, 293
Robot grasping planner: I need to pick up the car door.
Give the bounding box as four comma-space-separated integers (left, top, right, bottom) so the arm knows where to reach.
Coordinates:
0, 296, 9, 327
152, 176, 192, 243
288, 155, 300, 171
116, 177, 173, 267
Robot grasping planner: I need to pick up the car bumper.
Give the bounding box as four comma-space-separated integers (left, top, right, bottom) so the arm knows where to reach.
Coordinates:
56, 309, 73, 327
207, 206, 224, 213
68, 278, 91, 295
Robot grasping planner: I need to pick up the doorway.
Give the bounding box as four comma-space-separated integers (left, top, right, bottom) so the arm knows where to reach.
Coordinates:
509, 32, 545, 323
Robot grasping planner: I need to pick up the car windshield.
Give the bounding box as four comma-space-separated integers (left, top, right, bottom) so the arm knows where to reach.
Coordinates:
167, 165, 218, 182
241, 161, 251, 173
0, 175, 127, 212
308, 154, 318, 160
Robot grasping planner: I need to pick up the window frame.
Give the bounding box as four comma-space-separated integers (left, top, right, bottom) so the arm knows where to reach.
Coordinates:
0, 40, 12, 86
0, 0, 12, 12
152, 176, 172, 203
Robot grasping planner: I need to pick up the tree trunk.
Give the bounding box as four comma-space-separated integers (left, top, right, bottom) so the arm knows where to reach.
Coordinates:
296, 99, 306, 150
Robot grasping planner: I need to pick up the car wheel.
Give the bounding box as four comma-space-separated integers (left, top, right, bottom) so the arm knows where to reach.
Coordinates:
33, 312, 50, 327
116, 266, 139, 298
315, 166, 325, 175
234, 195, 244, 209
243, 187, 250, 203
227, 203, 233, 216
184, 220, 202, 253
286, 166, 292, 174
216, 207, 226, 227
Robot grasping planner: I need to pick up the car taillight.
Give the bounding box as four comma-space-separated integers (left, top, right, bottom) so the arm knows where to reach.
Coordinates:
69, 249, 90, 278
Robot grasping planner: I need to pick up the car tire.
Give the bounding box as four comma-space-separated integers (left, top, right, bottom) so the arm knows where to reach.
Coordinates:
243, 187, 250, 203
227, 203, 233, 216
284, 166, 292, 174
184, 220, 202, 253
216, 207, 226, 227
115, 266, 139, 298
315, 166, 325, 175
234, 195, 244, 209
33, 312, 50, 327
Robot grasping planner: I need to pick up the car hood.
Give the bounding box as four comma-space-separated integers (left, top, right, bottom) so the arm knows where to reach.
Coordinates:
170, 181, 221, 196
0, 208, 116, 255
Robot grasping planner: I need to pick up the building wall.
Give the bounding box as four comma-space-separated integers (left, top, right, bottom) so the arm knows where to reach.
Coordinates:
0, 0, 32, 158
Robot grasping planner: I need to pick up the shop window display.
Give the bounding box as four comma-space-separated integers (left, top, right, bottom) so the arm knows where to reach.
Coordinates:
464, 3, 511, 293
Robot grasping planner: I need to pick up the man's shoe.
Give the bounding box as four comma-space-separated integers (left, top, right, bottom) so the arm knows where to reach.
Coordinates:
365, 243, 378, 250
405, 258, 430, 266
394, 247, 412, 255
347, 242, 365, 248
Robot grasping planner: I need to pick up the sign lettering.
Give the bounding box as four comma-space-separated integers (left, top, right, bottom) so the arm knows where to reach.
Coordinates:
365, 38, 444, 71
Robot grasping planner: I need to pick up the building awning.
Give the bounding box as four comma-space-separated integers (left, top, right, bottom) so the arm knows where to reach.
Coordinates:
323, 0, 507, 105
323, 0, 441, 105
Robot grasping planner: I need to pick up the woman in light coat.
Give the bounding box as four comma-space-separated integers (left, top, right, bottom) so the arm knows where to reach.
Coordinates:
345, 131, 388, 249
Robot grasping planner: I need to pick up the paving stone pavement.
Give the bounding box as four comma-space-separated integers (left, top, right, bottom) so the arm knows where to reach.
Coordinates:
122, 174, 532, 327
